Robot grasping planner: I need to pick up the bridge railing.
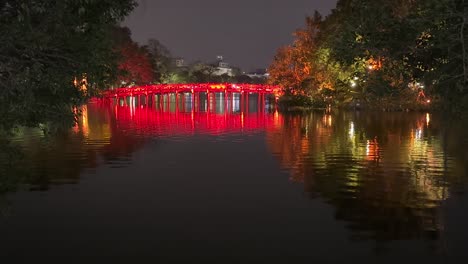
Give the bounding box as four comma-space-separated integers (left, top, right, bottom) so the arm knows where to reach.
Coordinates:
102, 83, 283, 98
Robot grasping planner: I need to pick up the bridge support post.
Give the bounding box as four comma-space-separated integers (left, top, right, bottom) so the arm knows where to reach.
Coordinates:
147, 94, 152, 107
212, 92, 217, 113
155, 94, 159, 109
166, 93, 170, 111
160, 94, 164, 110
207, 92, 210, 114
245, 92, 249, 114
229, 92, 233, 114
197, 92, 201, 112
158, 94, 163, 110
260, 93, 265, 113
192, 92, 195, 112
257, 93, 261, 113
181, 93, 186, 112
224, 90, 229, 113
240, 92, 243, 113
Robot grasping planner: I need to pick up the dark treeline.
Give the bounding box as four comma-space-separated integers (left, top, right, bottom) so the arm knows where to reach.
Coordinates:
0, 0, 137, 130
269, 0, 468, 112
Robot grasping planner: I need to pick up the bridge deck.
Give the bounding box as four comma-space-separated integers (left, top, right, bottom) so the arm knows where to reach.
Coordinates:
103, 83, 282, 98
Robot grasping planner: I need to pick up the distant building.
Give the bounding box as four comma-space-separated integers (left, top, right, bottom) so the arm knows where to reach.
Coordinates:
246, 69, 269, 79
212, 56, 234, 76
174, 58, 186, 68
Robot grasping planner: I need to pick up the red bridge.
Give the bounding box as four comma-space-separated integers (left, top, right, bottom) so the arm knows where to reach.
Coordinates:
103, 83, 283, 98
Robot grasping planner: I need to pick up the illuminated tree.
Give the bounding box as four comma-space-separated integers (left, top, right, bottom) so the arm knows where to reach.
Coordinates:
269, 12, 322, 95
268, 46, 297, 92
112, 26, 154, 86
411, 0, 468, 109
117, 43, 154, 85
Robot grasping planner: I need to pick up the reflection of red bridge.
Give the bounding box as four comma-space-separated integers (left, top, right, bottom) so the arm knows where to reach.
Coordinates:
103, 83, 283, 98
94, 83, 284, 136
106, 104, 283, 136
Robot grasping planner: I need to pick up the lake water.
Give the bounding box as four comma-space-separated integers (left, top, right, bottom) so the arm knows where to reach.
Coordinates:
1, 95, 468, 263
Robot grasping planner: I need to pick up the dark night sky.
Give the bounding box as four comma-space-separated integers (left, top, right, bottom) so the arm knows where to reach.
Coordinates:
122, 0, 337, 71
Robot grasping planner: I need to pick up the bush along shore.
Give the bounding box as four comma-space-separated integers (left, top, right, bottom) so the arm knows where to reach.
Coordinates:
278, 93, 438, 113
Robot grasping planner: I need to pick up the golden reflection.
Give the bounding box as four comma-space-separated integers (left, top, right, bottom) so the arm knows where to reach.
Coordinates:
7, 103, 115, 189
322, 114, 332, 127
72, 105, 89, 137
266, 111, 457, 240
348, 122, 355, 139
73, 76, 88, 93
365, 138, 380, 161
81, 105, 89, 137
73, 104, 112, 144
274, 110, 280, 128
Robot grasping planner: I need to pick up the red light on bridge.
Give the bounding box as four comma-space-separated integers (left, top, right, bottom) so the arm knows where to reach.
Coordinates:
102, 83, 283, 98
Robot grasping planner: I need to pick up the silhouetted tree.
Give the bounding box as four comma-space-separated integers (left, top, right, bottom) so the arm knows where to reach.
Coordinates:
0, 0, 137, 129
147, 39, 173, 83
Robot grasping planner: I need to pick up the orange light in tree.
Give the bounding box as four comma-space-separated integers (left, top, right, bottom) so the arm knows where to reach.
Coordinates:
80, 76, 88, 92
73, 76, 88, 93
366, 57, 383, 71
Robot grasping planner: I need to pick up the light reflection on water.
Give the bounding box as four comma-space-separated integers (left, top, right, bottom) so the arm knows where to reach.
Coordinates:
1, 96, 468, 261
266, 112, 467, 241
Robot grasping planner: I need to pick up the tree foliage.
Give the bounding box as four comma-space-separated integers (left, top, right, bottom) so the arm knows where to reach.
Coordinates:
0, 0, 136, 129
269, 0, 468, 111
269, 12, 322, 95
146, 39, 173, 83
112, 27, 154, 86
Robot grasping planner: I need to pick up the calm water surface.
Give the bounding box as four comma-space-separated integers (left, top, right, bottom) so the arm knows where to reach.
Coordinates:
1, 95, 468, 263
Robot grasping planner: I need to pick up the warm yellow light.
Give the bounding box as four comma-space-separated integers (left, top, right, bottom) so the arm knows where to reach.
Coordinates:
349, 122, 355, 139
